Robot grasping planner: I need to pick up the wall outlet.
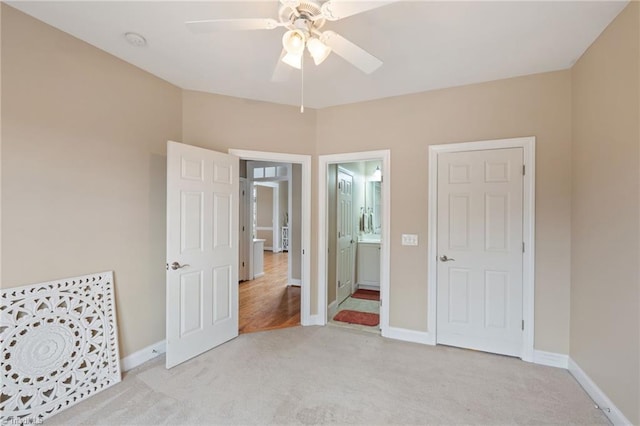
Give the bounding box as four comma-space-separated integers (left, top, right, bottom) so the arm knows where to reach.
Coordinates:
401, 234, 418, 246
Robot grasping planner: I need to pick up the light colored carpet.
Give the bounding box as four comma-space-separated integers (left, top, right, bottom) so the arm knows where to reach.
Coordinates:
47, 326, 608, 425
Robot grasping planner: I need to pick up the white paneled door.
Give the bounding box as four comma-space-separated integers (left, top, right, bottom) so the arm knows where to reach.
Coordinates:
436, 148, 524, 357
166, 141, 239, 368
336, 169, 355, 305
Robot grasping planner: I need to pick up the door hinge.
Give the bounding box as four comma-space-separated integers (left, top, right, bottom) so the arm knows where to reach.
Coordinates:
522, 242, 525, 253
242, 261, 245, 267
242, 189, 245, 196
521, 320, 524, 331
242, 226, 245, 231
302, 249, 305, 255
522, 165, 525, 176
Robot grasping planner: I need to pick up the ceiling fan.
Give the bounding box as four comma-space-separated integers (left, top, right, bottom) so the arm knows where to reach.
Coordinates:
186, 0, 397, 79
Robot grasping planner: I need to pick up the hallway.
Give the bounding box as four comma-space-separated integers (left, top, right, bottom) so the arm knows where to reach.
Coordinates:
239, 251, 300, 334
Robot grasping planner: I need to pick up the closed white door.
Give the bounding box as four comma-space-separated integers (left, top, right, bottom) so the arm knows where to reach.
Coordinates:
166, 141, 239, 368
336, 169, 355, 304
436, 148, 524, 357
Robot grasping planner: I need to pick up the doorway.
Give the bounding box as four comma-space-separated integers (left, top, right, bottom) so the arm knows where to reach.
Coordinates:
318, 150, 391, 333
427, 137, 535, 361
239, 161, 299, 333
230, 149, 313, 326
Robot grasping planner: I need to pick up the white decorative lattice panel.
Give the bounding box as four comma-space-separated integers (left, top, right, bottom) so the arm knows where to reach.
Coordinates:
1, 271, 121, 423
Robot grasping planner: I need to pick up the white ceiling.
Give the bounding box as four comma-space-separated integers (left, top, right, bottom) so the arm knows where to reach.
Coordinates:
8, 1, 628, 109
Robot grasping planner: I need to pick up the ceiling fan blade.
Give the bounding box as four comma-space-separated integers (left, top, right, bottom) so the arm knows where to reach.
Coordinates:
185, 18, 281, 33
320, 0, 399, 21
272, 49, 294, 82
320, 31, 382, 74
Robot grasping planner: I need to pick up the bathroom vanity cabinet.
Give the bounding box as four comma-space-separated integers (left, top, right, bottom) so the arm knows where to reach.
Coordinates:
357, 241, 380, 289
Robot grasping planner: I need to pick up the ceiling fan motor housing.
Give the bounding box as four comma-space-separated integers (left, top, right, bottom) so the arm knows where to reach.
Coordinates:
279, 0, 326, 32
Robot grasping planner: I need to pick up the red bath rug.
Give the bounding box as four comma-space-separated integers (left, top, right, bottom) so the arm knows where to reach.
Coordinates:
351, 289, 380, 301
333, 310, 379, 327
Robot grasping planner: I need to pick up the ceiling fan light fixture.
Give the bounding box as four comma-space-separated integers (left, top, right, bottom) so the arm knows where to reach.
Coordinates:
307, 37, 331, 65
282, 52, 302, 69
282, 29, 306, 55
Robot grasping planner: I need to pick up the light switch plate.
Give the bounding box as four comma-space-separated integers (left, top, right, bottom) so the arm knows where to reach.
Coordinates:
401, 234, 418, 246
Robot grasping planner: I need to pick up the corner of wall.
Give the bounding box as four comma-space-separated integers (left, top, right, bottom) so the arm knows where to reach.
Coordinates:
568, 2, 640, 424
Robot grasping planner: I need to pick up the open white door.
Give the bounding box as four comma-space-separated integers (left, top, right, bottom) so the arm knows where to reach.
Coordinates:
336, 168, 355, 305
166, 141, 239, 368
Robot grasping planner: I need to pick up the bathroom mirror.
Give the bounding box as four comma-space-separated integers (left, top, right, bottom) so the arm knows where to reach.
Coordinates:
365, 181, 382, 234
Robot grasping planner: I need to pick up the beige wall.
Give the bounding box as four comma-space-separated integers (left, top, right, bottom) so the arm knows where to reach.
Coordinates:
181, 90, 316, 156
317, 71, 573, 353
570, 2, 640, 424
1, 5, 183, 357
256, 184, 274, 249
256, 185, 273, 228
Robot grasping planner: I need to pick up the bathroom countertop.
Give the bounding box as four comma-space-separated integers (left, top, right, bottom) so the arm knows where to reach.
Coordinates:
358, 235, 381, 243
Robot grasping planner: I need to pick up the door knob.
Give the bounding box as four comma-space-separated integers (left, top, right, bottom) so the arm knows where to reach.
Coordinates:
170, 262, 190, 270
439, 255, 455, 262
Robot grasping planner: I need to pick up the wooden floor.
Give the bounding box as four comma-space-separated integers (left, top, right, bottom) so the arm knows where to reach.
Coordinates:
239, 251, 301, 334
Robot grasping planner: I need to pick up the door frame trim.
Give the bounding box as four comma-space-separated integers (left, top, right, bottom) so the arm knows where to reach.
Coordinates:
239, 178, 251, 281
427, 137, 536, 362
229, 149, 312, 326
317, 150, 391, 332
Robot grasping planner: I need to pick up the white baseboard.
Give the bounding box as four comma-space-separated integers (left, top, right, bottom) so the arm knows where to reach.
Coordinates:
289, 278, 301, 285
382, 326, 435, 345
327, 300, 338, 319
253, 272, 265, 278
532, 350, 569, 369
120, 340, 166, 372
568, 357, 631, 425
302, 314, 324, 326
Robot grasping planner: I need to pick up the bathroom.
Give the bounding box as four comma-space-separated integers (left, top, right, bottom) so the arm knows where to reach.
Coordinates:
327, 160, 382, 331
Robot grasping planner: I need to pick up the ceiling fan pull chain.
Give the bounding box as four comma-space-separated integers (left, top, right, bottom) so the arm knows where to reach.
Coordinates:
300, 53, 305, 113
